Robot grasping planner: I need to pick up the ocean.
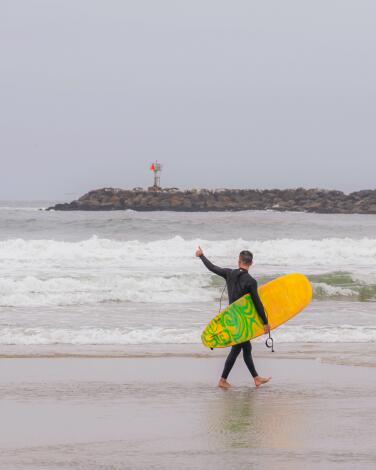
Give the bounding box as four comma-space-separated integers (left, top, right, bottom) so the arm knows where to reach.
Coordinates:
1, 201, 375, 351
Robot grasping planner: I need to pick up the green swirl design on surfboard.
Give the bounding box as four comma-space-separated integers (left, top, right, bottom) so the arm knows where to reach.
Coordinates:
201, 294, 264, 348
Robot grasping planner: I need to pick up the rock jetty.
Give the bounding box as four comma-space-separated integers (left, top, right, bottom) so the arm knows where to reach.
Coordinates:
47, 187, 376, 213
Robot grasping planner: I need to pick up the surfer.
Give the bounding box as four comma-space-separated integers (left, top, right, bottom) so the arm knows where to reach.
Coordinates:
196, 247, 271, 389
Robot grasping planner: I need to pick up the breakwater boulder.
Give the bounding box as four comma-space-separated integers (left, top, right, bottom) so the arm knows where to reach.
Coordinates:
47, 187, 376, 213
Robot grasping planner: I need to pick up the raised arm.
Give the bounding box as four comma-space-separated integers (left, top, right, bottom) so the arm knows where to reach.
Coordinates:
248, 279, 269, 326
195, 246, 229, 279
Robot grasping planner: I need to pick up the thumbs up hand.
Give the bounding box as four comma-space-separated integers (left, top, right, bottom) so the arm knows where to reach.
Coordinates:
195, 246, 204, 257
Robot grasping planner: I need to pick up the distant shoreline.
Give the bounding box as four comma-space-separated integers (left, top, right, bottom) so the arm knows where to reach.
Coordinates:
47, 187, 376, 214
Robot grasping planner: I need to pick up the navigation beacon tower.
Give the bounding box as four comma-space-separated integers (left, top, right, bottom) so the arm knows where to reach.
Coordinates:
149, 161, 162, 190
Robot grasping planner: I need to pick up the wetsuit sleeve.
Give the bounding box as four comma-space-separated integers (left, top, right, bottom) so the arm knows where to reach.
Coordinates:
249, 280, 268, 325
199, 255, 229, 279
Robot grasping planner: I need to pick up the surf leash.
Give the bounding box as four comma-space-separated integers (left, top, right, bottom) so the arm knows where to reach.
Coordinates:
264, 308, 275, 352
265, 332, 275, 352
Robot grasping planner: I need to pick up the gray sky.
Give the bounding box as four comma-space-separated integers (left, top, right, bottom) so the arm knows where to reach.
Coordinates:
1, 0, 375, 200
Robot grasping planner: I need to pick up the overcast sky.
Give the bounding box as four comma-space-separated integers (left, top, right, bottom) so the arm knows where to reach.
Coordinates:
1, 1, 375, 200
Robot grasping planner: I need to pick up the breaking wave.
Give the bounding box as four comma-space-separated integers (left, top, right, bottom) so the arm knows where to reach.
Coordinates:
1, 235, 376, 268
0, 274, 215, 306
1, 275, 375, 307
1, 236, 376, 307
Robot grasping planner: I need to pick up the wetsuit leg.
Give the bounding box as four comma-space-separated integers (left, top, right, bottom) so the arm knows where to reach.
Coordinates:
242, 341, 258, 378
221, 344, 242, 379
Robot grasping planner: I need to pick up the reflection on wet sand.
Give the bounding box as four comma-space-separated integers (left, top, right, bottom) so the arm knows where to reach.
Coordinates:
205, 387, 307, 451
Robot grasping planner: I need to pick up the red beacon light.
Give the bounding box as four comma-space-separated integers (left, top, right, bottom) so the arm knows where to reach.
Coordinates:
149, 161, 162, 189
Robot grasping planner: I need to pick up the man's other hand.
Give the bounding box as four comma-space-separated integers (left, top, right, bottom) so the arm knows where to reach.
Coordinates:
195, 246, 203, 257
264, 324, 271, 334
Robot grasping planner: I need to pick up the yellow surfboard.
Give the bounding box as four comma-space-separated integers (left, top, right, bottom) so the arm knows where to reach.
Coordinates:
201, 273, 312, 349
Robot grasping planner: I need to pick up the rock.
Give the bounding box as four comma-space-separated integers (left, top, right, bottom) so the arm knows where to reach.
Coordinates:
45, 187, 376, 214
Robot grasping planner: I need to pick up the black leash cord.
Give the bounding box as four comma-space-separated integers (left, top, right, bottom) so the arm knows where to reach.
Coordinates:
218, 283, 227, 313
210, 284, 227, 350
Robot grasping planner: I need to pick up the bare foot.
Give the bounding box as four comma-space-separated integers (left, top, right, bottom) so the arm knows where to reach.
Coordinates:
254, 376, 271, 388
218, 378, 232, 389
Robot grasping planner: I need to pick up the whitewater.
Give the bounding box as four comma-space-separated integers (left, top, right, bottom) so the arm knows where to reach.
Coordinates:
0, 202, 375, 349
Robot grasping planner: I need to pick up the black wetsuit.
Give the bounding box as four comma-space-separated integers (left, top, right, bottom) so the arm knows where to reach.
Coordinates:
199, 255, 268, 379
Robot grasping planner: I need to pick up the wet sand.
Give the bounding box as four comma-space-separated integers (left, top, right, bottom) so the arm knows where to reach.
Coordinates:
1, 348, 375, 469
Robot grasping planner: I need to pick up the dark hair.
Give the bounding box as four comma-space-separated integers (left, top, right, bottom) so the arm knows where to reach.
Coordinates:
239, 250, 253, 265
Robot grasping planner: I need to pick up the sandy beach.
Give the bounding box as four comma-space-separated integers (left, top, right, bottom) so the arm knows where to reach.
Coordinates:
1, 345, 375, 470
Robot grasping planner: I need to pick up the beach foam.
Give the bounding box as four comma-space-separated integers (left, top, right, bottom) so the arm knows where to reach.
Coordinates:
0, 324, 375, 345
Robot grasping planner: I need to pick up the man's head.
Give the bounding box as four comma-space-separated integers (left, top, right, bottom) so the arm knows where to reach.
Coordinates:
238, 250, 253, 269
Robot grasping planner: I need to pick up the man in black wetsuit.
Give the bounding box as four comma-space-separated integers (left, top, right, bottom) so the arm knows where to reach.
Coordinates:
196, 246, 271, 388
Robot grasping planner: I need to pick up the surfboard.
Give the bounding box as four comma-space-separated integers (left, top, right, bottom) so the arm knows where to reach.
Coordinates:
201, 273, 312, 349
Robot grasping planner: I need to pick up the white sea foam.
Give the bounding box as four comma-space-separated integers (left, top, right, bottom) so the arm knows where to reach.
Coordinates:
0, 325, 374, 345
0, 327, 199, 345
312, 282, 357, 298
272, 325, 376, 343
